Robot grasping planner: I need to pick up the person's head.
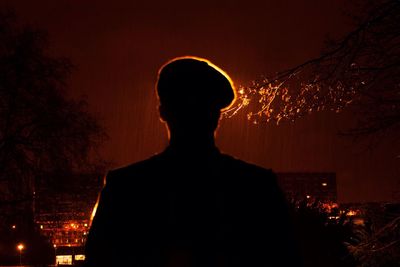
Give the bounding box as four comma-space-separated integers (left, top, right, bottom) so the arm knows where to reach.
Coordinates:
156, 56, 235, 137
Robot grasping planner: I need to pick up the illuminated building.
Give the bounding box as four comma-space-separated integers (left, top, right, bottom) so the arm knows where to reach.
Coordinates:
276, 172, 337, 202
34, 173, 102, 252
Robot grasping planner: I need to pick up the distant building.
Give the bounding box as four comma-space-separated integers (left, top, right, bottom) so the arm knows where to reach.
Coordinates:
276, 172, 337, 202
34, 173, 102, 248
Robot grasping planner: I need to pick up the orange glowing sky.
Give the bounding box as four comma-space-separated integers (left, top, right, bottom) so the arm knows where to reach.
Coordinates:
4, 0, 400, 203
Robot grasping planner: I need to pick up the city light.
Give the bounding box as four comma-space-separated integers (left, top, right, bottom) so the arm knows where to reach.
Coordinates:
347, 210, 358, 216
75, 254, 86, 261
17, 243, 24, 251
56, 255, 73, 265
17, 243, 24, 266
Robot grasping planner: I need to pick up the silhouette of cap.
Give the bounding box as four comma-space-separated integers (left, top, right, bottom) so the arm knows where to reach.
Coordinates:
156, 57, 235, 111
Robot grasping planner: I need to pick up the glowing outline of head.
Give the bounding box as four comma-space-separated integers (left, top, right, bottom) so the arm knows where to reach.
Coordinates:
156, 55, 237, 112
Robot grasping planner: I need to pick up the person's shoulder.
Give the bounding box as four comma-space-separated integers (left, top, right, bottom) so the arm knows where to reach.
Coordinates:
105, 153, 164, 183
219, 153, 277, 181
217, 154, 278, 189
219, 154, 284, 200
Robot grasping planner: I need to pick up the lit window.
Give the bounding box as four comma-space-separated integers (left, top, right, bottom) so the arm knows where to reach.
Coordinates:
75, 254, 86, 261
56, 255, 72, 265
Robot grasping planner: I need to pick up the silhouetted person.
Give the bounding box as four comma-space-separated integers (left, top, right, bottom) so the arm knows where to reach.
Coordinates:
84, 57, 302, 267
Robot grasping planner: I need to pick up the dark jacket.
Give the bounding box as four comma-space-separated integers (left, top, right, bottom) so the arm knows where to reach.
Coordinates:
84, 146, 301, 267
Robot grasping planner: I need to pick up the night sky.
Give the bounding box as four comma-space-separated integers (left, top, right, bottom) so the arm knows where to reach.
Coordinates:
4, 0, 399, 203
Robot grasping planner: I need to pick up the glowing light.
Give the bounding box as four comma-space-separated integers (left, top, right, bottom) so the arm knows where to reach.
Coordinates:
347, 210, 358, 216
353, 218, 364, 225
322, 202, 339, 213
56, 255, 72, 265
40, 225, 44, 229
90, 174, 107, 226
12, 225, 16, 229
306, 195, 311, 199
17, 243, 24, 251
90, 200, 99, 224
222, 62, 357, 124
322, 182, 328, 186
75, 254, 86, 261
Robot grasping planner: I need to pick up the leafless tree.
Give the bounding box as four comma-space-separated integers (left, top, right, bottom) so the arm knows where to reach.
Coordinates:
224, 0, 400, 139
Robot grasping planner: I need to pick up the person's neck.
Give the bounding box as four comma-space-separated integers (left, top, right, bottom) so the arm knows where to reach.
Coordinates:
168, 131, 217, 153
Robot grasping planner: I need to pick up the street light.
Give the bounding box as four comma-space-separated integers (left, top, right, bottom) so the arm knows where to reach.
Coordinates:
17, 243, 24, 266
53, 244, 57, 265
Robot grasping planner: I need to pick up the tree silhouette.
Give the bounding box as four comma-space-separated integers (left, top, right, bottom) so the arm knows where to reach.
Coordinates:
224, 0, 400, 139
348, 203, 400, 267
289, 199, 357, 267
0, 10, 107, 228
